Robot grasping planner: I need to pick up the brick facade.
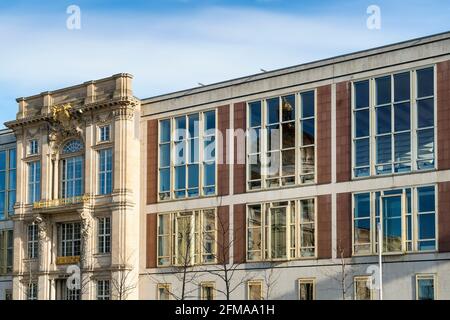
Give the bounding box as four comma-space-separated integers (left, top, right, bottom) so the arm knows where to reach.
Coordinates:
317, 194, 332, 259
336, 81, 352, 183
218, 105, 230, 196
438, 60, 450, 170
336, 192, 352, 258
233, 102, 246, 195
317, 85, 332, 184
146, 119, 158, 204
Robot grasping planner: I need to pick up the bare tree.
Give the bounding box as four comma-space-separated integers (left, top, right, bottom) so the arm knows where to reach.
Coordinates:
262, 263, 281, 300
110, 252, 138, 300
201, 199, 251, 300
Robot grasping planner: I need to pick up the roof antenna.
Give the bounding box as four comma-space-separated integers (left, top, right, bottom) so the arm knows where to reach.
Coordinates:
260, 68, 268, 73
198, 82, 205, 86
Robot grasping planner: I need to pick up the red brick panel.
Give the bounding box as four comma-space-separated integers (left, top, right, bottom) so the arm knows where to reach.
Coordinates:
336, 81, 352, 183
438, 182, 450, 252
146, 213, 157, 268
233, 102, 247, 194
233, 203, 246, 263
218, 105, 230, 196
147, 120, 158, 204
336, 192, 352, 258
217, 205, 230, 264
317, 194, 332, 259
437, 61, 450, 170
317, 85, 332, 184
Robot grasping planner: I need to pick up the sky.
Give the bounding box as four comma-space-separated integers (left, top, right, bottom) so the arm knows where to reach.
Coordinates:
0, 0, 449, 127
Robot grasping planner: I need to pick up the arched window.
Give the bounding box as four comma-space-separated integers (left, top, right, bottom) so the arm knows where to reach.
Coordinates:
60, 140, 84, 198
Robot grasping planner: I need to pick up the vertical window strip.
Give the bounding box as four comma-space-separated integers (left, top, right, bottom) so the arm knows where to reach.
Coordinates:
59, 223, 81, 257
28, 224, 38, 259
98, 217, 111, 254
97, 280, 110, 300
61, 156, 83, 198
28, 161, 41, 204
99, 148, 113, 195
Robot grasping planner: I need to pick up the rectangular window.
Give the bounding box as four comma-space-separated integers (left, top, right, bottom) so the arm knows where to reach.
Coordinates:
28, 161, 41, 204
98, 148, 113, 195
247, 199, 316, 262
27, 282, 38, 300
28, 224, 38, 259
0, 230, 13, 274
97, 280, 110, 300
61, 156, 83, 198
247, 280, 263, 300
354, 276, 372, 300
416, 274, 436, 300
28, 140, 39, 155
352, 67, 435, 177
247, 91, 315, 190
200, 282, 215, 300
99, 125, 111, 142
352, 185, 436, 255
298, 278, 315, 300
5, 289, 12, 300
0, 149, 16, 219
158, 111, 216, 201
157, 284, 171, 300
156, 209, 216, 267
58, 223, 81, 257
98, 217, 111, 254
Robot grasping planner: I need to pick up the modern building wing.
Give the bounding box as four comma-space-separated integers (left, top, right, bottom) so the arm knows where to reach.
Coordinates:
3, 31, 450, 300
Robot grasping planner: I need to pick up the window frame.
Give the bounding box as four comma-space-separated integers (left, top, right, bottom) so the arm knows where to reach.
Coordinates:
200, 282, 215, 300
97, 217, 111, 254
0, 229, 13, 274
246, 198, 317, 262
99, 124, 112, 143
28, 139, 39, 155
246, 89, 317, 192
351, 185, 438, 256
247, 280, 264, 300
97, 279, 111, 300
157, 283, 171, 300
27, 160, 41, 205
0, 148, 16, 219
58, 222, 81, 258
156, 208, 218, 267
353, 276, 373, 300
298, 278, 316, 300
27, 223, 39, 259
27, 282, 38, 300
157, 109, 218, 202
351, 65, 437, 179
98, 148, 113, 195
415, 274, 437, 300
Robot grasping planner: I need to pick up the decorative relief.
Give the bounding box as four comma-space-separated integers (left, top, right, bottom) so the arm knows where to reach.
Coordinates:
47, 104, 84, 154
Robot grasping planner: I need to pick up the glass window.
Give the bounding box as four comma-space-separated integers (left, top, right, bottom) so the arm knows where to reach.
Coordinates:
247, 281, 263, 300
28, 224, 38, 259
28, 161, 41, 204
61, 156, 83, 198
0, 230, 13, 274
99, 125, 111, 142
416, 275, 435, 300
27, 283, 38, 300
29, 140, 39, 155
352, 67, 434, 177
353, 193, 371, 254
99, 148, 113, 195
158, 111, 216, 201
298, 279, 315, 300
158, 284, 171, 300
97, 280, 110, 300
62, 140, 84, 154
0, 149, 16, 219
58, 223, 81, 257
157, 210, 217, 267
201, 283, 215, 300
354, 277, 371, 300
98, 217, 111, 254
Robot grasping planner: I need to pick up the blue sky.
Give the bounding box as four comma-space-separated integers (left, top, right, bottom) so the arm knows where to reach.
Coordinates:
0, 0, 449, 127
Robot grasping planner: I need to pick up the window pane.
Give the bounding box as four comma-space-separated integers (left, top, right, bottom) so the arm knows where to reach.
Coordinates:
417, 68, 434, 98
300, 146, 314, 174
376, 135, 392, 164
175, 166, 186, 190
354, 80, 369, 109
394, 132, 411, 162
355, 138, 370, 167
281, 95, 295, 121
394, 103, 410, 132
417, 98, 434, 128
204, 136, 215, 161
301, 91, 315, 118
0, 171, 5, 191
189, 138, 199, 163
282, 150, 295, 176
249, 101, 262, 127
204, 163, 215, 186
354, 193, 370, 218
417, 129, 434, 160
174, 141, 185, 165
204, 111, 215, 133
418, 214, 435, 240
394, 72, 410, 102
188, 164, 199, 188
249, 128, 260, 154
355, 109, 369, 138
376, 106, 391, 134
175, 117, 186, 141
249, 154, 261, 180
417, 278, 434, 300
271, 207, 287, 259
300, 199, 314, 222
282, 123, 295, 148
267, 98, 279, 124
355, 219, 371, 244
188, 114, 199, 138
376, 76, 391, 105
159, 144, 170, 167
248, 205, 262, 228
0, 151, 6, 170
418, 186, 435, 212
301, 119, 315, 146
267, 124, 280, 151
160, 120, 171, 143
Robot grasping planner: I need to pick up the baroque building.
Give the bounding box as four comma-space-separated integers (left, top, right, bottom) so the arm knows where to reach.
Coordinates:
5, 74, 141, 300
